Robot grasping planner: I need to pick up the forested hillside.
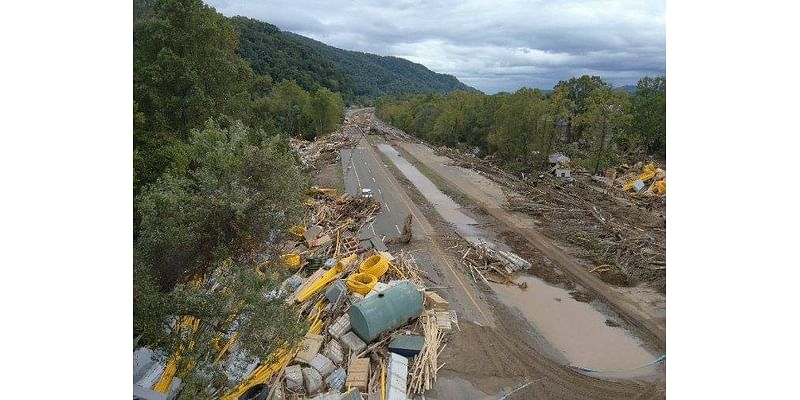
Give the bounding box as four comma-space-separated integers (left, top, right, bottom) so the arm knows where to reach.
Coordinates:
230, 17, 355, 99
376, 75, 666, 173
287, 32, 478, 100
224, 15, 477, 102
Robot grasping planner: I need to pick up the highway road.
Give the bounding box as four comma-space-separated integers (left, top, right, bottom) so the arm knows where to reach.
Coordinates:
340, 136, 423, 240
339, 127, 494, 327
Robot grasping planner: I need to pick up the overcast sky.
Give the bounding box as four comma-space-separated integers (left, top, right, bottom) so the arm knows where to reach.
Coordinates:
206, 0, 665, 94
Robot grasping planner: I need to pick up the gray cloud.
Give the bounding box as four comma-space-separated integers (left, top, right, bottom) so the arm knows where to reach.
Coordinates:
206, 0, 665, 94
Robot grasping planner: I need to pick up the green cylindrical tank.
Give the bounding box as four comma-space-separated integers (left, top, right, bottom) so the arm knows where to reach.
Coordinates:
348, 281, 423, 343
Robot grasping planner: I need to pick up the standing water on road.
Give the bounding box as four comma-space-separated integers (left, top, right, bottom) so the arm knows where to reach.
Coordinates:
378, 144, 483, 242
491, 276, 659, 376
378, 142, 659, 377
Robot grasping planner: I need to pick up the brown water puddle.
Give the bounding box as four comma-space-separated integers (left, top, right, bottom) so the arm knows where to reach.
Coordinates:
378, 144, 483, 241
490, 275, 659, 375
378, 142, 660, 377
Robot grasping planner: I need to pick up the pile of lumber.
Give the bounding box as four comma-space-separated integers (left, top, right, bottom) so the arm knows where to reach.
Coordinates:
407, 310, 446, 395
459, 240, 531, 286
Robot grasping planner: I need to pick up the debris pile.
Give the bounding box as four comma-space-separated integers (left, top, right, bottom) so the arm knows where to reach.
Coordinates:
229, 247, 452, 400
136, 188, 455, 400
284, 188, 383, 261
433, 145, 666, 292
456, 240, 532, 288
290, 130, 358, 170
506, 181, 666, 289
615, 162, 666, 196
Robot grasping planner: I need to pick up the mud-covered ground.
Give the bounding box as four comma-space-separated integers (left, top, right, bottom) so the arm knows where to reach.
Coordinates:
307, 112, 665, 399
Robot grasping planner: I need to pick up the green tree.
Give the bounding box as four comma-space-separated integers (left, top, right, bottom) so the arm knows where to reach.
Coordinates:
578, 87, 633, 174
134, 260, 307, 398
134, 0, 254, 137
134, 120, 309, 393
310, 88, 344, 138
544, 86, 575, 165
133, 0, 257, 200
552, 75, 610, 142
269, 80, 312, 137
630, 76, 666, 156
488, 88, 549, 169
135, 120, 307, 288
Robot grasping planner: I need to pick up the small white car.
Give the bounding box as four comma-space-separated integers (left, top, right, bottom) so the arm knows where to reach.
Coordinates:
361, 188, 374, 198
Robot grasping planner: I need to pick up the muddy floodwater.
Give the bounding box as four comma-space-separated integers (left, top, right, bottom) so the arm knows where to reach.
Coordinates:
378, 142, 660, 377
490, 276, 659, 375
378, 144, 483, 241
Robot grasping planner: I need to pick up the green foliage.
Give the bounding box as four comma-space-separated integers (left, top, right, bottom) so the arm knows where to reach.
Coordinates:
228, 16, 478, 103
134, 261, 307, 394
310, 88, 345, 139
133, 0, 354, 389
133, 0, 255, 200
133, 0, 348, 229
231, 16, 355, 100
267, 80, 313, 138
134, 120, 308, 389
377, 75, 663, 173
134, 0, 254, 137
630, 76, 666, 156
488, 88, 552, 167
136, 120, 307, 287
552, 75, 611, 142
285, 32, 478, 101
575, 86, 632, 173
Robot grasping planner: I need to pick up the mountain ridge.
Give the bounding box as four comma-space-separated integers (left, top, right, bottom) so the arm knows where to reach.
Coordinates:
230, 17, 479, 101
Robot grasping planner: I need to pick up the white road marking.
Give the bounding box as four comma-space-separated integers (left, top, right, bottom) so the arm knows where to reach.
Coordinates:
371, 177, 376, 182
385, 203, 391, 212
378, 188, 382, 195
370, 222, 377, 235
350, 157, 362, 188
395, 224, 402, 234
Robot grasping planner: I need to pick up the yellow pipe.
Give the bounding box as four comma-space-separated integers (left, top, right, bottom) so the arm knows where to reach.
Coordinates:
346, 272, 377, 295
154, 316, 199, 393
296, 263, 344, 302
381, 361, 386, 400
359, 254, 389, 278
223, 302, 325, 399
214, 332, 239, 365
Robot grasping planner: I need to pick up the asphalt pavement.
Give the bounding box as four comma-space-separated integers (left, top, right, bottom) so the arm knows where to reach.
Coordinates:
340, 135, 422, 240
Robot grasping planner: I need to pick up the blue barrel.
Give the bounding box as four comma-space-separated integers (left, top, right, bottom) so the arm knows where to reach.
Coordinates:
348, 281, 423, 343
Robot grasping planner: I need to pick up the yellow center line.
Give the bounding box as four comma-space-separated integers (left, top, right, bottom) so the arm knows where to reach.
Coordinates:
360, 135, 493, 326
